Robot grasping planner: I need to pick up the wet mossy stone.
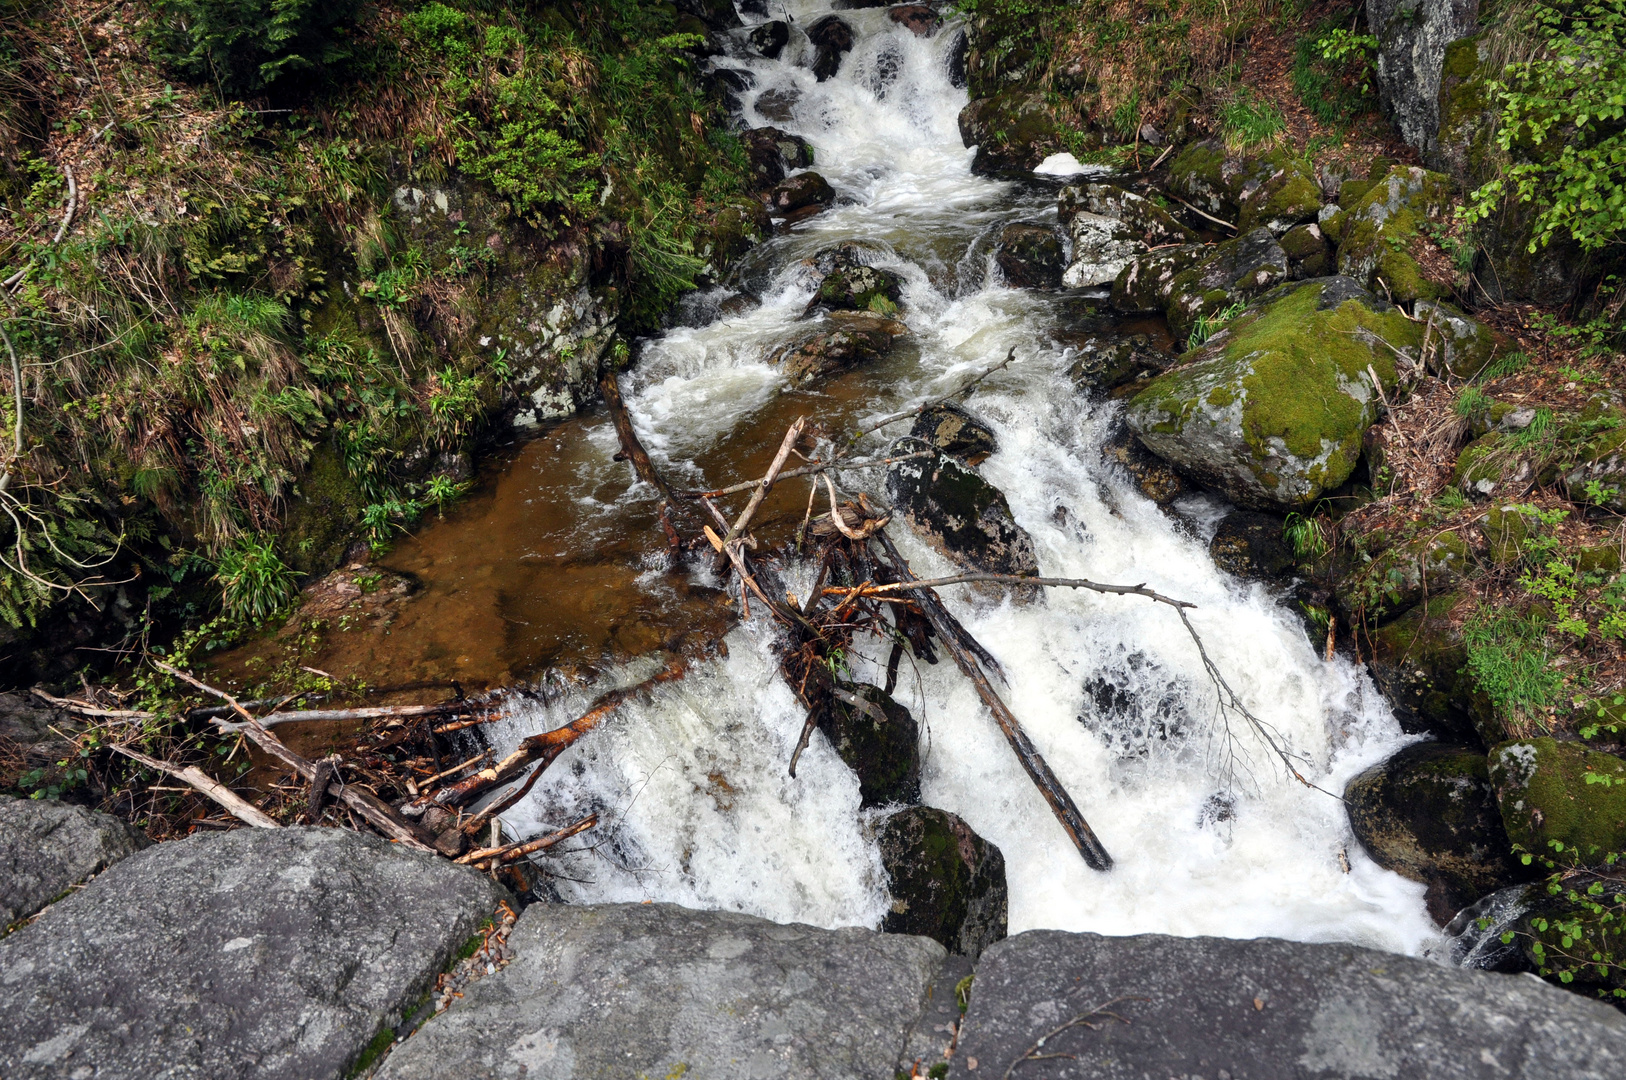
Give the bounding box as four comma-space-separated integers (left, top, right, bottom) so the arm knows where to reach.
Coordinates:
1062, 212, 1147, 289
1334, 165, 1453, 302
807, 15, 854, 81
1058, 183, 1195, 246
740, 126, 811, 189
1101, 423, 1191, 505
1365, 592, 1486, 744
1126, 277, 1420, 510
910, 402, 998, 466
1485, 503, 1538, 566
878, 806, 1007, 959
1208, 509, 1294, 581
824, 683, 920, 808
811, 262, 904, 313
1166, 139, 1236, 219
1163, 227, 1289, 346
746, 19, 789, 59
957, 90, 1059, 175
770, 324, 894, 384
1338, 178, 1376, 207
768, 171, 834, 215
1345, 741, 1529, 925
1165, 142, 1322, 232
994, 222, 1064, 289
1068, 334, 1170, 394
1336, 528, 1471, 625
1489, 738, 1626, 868
1414, 299, 1501, 380
1110, 243, 1209, 314
1279, 222, 1332, 280
886, 437, 1039, 577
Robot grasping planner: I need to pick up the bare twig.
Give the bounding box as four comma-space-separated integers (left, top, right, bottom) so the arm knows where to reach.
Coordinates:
715, 416, 806, 572
847, 348, 1017, 446
1164, 190, 1235, 231
456, 813, 598, 869
676, 449, 935, 499
31, 686, 155, 720
111, 745, 280, 829
1001, 996, 1145, 1079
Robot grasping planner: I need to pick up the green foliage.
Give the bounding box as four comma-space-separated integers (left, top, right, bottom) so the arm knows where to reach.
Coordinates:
1186, 300, 1246, 350
1463, 607, 1564, 729
149, 0, 364, 95
1455, 385, 1492, 417
1219, 92, 1285, 150
214, 533, 298, 622
1461, 0, 1626, 253
1501, 858, 1626, 998
1292, 17, 1379, 126
1282, 512, 1329, 560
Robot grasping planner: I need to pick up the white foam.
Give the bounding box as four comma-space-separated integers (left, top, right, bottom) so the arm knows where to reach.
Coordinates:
1033, 152, 1114, 177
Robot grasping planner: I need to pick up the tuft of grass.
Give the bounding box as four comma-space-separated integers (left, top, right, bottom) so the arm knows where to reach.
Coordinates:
1187, 301, 1247, 351
215, 534, 299, 622
1464, 608, 1564, 737
1219, 93, 1285, 150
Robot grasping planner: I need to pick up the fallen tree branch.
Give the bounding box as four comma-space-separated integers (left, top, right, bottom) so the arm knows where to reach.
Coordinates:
715, 416, 806, 573
31, 686, 155, 720
845, 573, 1196, 610
1001, 996, 1144, 1080
455, 813, 597, 869
676, 449, 935, 499
111, 745, 280, 829
218, 701, 478, 729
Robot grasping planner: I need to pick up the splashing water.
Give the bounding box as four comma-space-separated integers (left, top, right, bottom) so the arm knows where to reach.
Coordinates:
485, 4, 1443, 957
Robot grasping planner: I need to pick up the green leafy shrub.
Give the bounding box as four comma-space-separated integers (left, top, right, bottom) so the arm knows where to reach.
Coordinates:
1292, 19, 1379, 126
149, 0, 365, 95
1464, 607, 1564, 735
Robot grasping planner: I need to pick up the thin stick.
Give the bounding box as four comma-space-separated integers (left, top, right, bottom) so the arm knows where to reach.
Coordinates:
1001, 996, 1144, 1080
1165, 190, 1235, 231
111, 745, 280, 829
847, 348, 1017, 446
31, 687, 154, 719
848, 573, 1196, 610
218, 701, 477, 729
677, 449, 935, 500
456, 813, 598, 868
716, 416, 806, 572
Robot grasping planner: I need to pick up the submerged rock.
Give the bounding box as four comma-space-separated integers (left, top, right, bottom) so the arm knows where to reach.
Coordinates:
994, 222, 1065, 289
377, 902, 945, 1080
953, 929, 1626, 1079
1163, 226, 1289, 346
886, 437, 1039, 577
771, 323, 895, 383
768, 170, 835, 215
807, 15, 855, 81
1345, 741, 1527, 924
878, 806, 1008, 960
910, 402, 998, 465
1488, 737, 1626, 867
1208, 509, 1294, 581
0, 827, 501, 1080
1126, 276, 1420, 510
1, 796, 147, 927
825, 683, 921, 807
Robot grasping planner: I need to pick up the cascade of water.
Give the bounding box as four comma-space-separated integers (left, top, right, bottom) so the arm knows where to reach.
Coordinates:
488, 4, 1444, 957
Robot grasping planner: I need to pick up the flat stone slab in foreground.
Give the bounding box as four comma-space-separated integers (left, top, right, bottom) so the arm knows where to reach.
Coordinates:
377, 901, 948, 1080
1, 794, 148, 926
0, 826, 501, 1080
952, 930, 1626, 1079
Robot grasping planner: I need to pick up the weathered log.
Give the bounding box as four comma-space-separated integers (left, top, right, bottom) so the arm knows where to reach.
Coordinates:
218, 701, 478, 729
306, 755, 340, 824
868, 535, 1114, 871
601, 367, 676, 503
32, 687, 155, 720
455, 813, 598, 869
111, 745, 280, 829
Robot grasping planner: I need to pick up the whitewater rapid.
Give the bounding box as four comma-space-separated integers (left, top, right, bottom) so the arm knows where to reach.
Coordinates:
488, 2, 1444, 957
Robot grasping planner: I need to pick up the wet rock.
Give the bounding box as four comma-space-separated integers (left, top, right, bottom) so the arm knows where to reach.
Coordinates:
1368, 0, 1480, 153
708, 65, 754, 108
1208, 509, 1294, 581
834, 0, 890, 6
807, 15, 855, 81
809, 255, 904, 314
994, 222, 1065, 289
878, 807, 1007, 960
768, 170, 835, 215
1126, 277, 1420, 511
1061, 212, 1147, 289
1489, 738, 1626, 867
911, 402, 998, 465
1279, 221, 1332, 279
1067, 334, 1170, 394
0, 827, 501, 1080
1366, 592, 1486, 744
951, 929, 1626, 1080
1414, 299, 1502, 380
771, 324, 895, 383
676, 0, 742, 30
1, 796, 147, 927
825, 683, 920, 807
376, 901, 946, 1080
754, 84, 801, 123
1453, 430, 1536, 501
1102, 424, 1191, 505
888, 4, 940, 35
887, 437, 1039, 577
1337, 528, 1471, 625
1166, 141, 1322, 232
1345, 741, 1527, 925
1058, 183, 1196, 246
1163, 226, 1289, 346
1322, 164, 1453, 302
957, 90, 1058, 174
740, 125, 810, 189
746, 18, 789, 59
945, 27, 968, 88
1109, 243, 1210, 314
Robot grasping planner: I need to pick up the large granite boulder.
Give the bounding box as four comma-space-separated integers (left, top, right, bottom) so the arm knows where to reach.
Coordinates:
878, 807, 1007, 960
1126, 277, 1420, 510
1345, 741, 1527, 924
1059, 183, 1196, 246
1061, 212, 1147, 289
0, 826, 502, 1080
950, 930, 1626, 1078
1109, 243, 1210, 314
1322, 164, 1454, 302
376, 902, 946, 1080
1, 796, 147, 927
886, 437, 1039, 577
1368, 0, 1481, 153
957, 90, 1059, 174
1165, 141, 1322, 232
1488, 737, 1626, 867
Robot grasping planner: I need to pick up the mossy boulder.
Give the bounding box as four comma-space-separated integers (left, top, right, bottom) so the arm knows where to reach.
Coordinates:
1431, 36, 1500, 190
1125, 277, 1419, 510
1109, 243, 1209, 314
809, 263, 904, 314
1485, 503, 1538, 566
739, 126, 812, 189
994, 223, 1065, 289
1163, 227, 1289, 346
1366, 0, 1479, 153
1337, 528, 1472, 625
1454, 431, 1540, 501
770, 324, 894, 384
1279, 222, 1332, 279
1067, 334, 1169, 394
1366, 592, 1487, 744
957, 90, 1060, 175
768, 171, 835, 215
1058, 183, 1195, 246
1561, 423, 1626, 515
1328, 165, 1453, 302
910, 403, 997, 466
877, 806, 1007, 959
823, 683, 920, 808
886, 437, 1039, 577
1345, 741, 1529, 924
1208, 509, 1294, 581
1488, 738, 1626, 867
1166, 141, 1321, 232
1414, 299, 1501, 379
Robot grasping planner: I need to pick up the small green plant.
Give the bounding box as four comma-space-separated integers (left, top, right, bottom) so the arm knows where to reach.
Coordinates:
1187, 301, 1247, 350
1220, 93, 1286, 150
149, 0, 365, 95
1313, 28, 1380, 93
1282, 512, 1329, 560
1455, 385, 1492, 417
214, 534, 298, 622
1437, 486, 1469, 509
1478, 350, 1530, 382
1463, 607, 1564, 735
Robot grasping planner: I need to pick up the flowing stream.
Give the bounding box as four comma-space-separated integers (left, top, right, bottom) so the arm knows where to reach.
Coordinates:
453, 4, 1442, 955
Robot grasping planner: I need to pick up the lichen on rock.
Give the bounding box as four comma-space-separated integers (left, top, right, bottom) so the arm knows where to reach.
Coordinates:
1488, 737, 1626, 867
